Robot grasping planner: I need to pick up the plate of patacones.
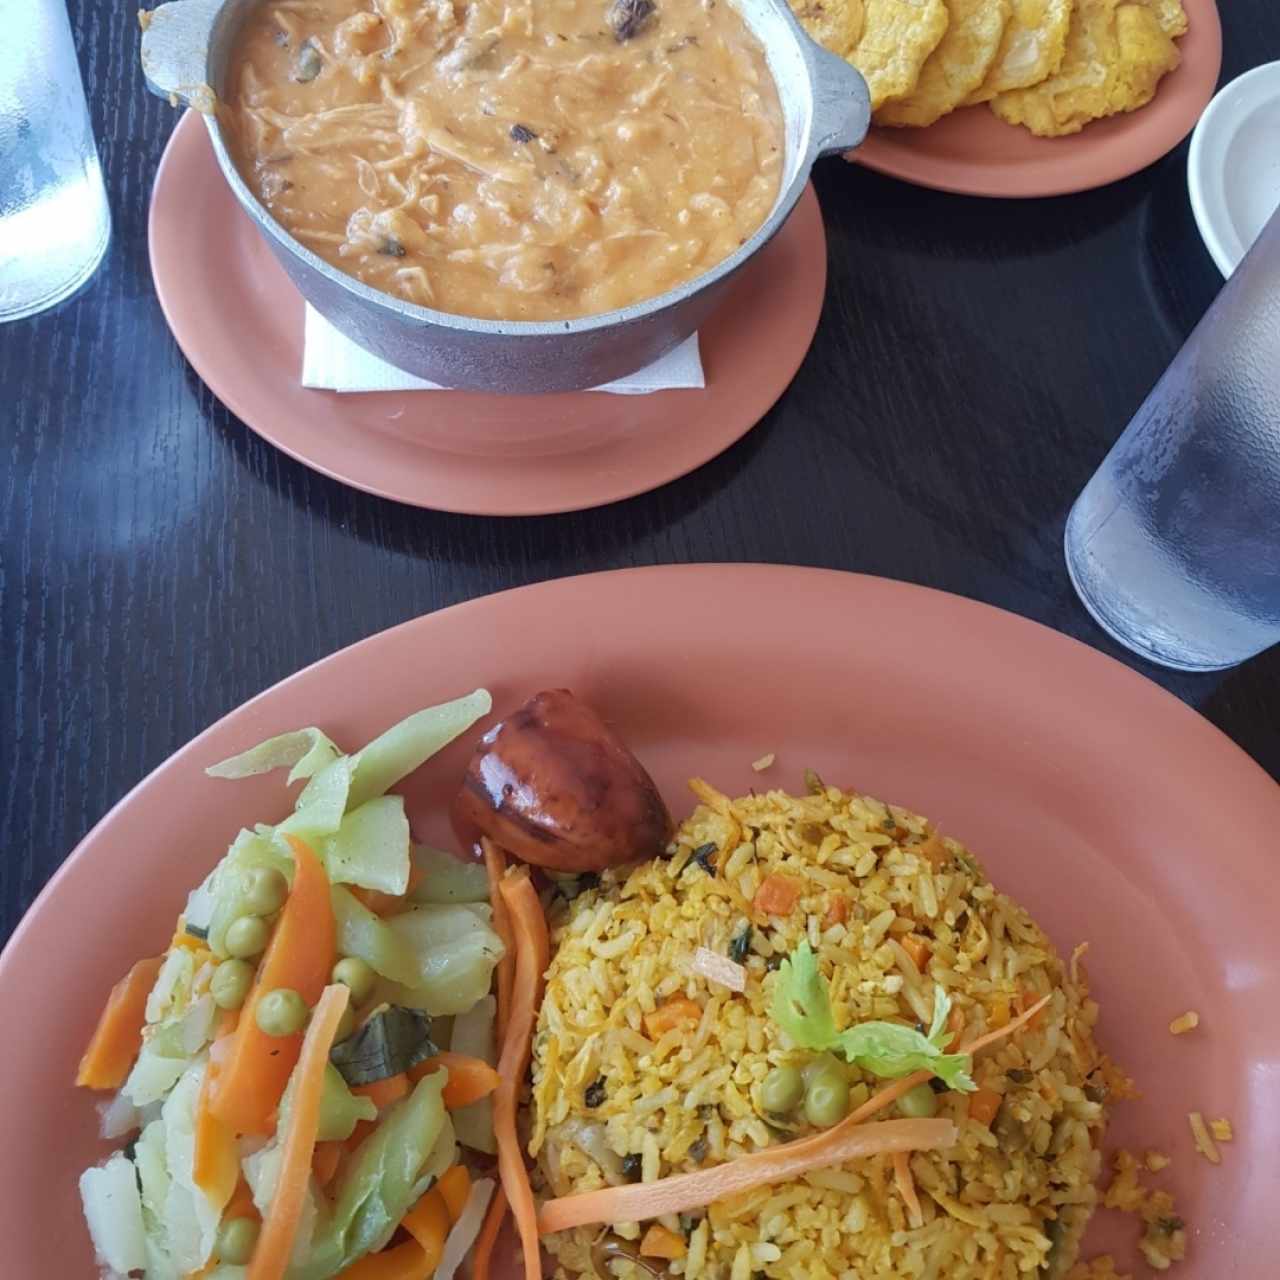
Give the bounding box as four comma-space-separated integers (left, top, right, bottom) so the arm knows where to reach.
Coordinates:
790, 0, 1224, 195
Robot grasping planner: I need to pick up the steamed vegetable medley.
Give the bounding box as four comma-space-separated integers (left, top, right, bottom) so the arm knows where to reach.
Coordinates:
76, 690, 508, 1279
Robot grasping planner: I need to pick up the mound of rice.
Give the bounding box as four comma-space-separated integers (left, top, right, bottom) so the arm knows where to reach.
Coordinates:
530, 779, 1110, 1280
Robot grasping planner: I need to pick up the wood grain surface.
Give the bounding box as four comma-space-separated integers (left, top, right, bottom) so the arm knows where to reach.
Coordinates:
1, 2, 1276, 944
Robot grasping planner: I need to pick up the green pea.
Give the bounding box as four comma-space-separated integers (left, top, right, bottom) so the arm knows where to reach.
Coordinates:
761, 1065, 804, 1114
332, 956, 377, 1005
896, 1082, 939, 1119
216, 1215, 260, 1265
804, 1066, 850, 1128
210, 958, 255, 1011
255, 987, 309, 1037
225, 915, 270, 959
334, 1003, 357, 1044
243, 866, 288, 917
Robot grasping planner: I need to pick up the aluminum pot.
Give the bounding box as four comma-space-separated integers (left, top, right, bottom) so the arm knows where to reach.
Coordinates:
141, 0, 869, 393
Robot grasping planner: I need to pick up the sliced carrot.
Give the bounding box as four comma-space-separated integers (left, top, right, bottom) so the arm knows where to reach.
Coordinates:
538, 1117, 954, 1233
400, 1186, 451, 1266
823, 894, 850, 928
967, 1087, 1003, 1127
945, 1005, 966, 1050
892, 1150, 923, 1228
901, 934, 931, 973
539, 990, 1056, 1235
247, 983, 350, 1280
192, 1057, 239, 1212
640, 1224, 687, 1259
642, 998, 702, 1039
352, 1073, 410, 1110
494, 868, 550, 1280
312, 1140, 343, 1187
436, 1164, 473, 1223
336, 1239, 435, 1280
482, 838, 515, 1043
75, 954, 165, 1089
469, 1186, 509, 1280
409, 1052, 501, 1109
211, 836, 336, 1135
753, 874, 801, 917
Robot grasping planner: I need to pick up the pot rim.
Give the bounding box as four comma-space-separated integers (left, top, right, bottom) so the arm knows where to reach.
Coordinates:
144, 0, 869, 338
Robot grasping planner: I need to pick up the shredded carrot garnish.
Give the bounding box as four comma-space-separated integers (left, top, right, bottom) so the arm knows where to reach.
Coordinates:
481, 838, 515, 1043
494, 868, 549, 1280
247, 983, 350, 1280
539, 1117, 954, 1233
399, 1186, 450, 1264
892, 1150, 924, 1228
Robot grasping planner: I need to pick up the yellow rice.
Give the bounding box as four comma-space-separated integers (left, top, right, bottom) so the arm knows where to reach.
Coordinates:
529, 781, 1111, 1279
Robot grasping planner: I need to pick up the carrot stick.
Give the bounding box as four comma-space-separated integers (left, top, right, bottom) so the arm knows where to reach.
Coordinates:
192, 1061, 239, 1212
211, 836, 336, 1135
481, 839, 515, 1043
247, 983, 350, 1280
494, 868, 549, 1280
409, 1052, 501, 1108
892, 1150, 923, 1228
436, 1165, 472, 1223
539, 1117, 954, 1233
399, 1186, 450, 1264
75, 955, 164, 1089
538, 990, 1057, 1234
352, 1073, 410, 1110
469, 1187, 509, 1280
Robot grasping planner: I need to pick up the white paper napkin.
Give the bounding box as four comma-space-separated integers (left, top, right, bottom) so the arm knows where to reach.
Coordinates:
301, 304, 705, 394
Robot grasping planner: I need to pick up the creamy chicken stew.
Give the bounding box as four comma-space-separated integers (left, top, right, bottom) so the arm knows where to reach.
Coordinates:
226, 0, 785, 321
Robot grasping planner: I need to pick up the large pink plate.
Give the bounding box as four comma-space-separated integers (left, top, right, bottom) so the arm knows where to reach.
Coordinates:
148, 112, 827, 516
855, 0, 1222, 197
1, 566, 1274, 1275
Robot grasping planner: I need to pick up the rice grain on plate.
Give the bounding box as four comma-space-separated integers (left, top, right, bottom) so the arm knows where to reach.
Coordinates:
529, 781, 1110, 1279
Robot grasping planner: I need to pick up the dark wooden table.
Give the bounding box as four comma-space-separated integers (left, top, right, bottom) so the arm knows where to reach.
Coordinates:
2, 3, 1277, 945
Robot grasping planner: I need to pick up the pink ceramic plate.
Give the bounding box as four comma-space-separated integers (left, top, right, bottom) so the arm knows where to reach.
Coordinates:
149, 112, 828, 516
2, 566, 1275, 1276
855, 0, 1222, 197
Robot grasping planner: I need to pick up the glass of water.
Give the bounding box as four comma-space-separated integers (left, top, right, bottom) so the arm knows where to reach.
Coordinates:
1065, 205, 1280, 672
0, 0, 111, 323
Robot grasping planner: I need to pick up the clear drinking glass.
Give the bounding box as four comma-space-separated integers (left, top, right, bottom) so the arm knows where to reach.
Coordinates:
1065, 206, 1280, 672
0, 0, 111, 323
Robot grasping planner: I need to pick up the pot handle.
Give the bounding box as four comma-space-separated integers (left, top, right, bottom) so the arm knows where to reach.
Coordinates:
139, 0, 224, 111
804, 41, 872, 158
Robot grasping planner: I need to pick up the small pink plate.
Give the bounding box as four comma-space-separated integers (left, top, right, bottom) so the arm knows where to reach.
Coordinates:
148, 112, 828, 516
0, 565, 1275, 1276
855, 0, 1222, 198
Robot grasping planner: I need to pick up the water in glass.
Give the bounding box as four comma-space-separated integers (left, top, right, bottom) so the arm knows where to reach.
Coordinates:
1065, 208, 1280, 671
0, 0, 111, 323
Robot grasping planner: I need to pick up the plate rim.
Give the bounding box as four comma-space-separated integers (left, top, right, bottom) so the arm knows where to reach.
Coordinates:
1187, 58, 1280, 277
4, 562, 1276, 972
